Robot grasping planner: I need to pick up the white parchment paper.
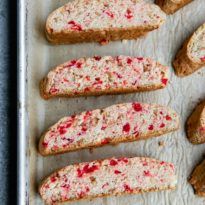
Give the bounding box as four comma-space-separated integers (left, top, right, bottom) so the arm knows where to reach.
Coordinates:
27, 0, 205, 204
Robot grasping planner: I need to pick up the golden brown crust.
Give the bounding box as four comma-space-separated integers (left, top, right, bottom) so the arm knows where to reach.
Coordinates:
46, 25, 159, 45
39, 77, 166, 100
186, 101, 205, 144
189, 159, 205, 197
39, 125, 179, 156
173, 37, 205, 77
155, 0, 193, 14
40, 184, 176, 205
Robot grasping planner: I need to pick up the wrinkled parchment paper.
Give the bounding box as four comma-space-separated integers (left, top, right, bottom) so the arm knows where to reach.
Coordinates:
27, 0, 205, 204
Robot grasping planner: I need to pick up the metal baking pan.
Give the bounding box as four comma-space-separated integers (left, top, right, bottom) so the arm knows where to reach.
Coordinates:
17, 0, 205, 204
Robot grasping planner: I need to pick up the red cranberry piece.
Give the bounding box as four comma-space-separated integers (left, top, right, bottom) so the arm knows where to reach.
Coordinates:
110, 159, 118, 166
68, 60, 77, 67
100, 39, 109, 45
200, 56, 205, 61
166, 115, 172, 121
101, 138, 110, 145
118, 158, 128, 163
132, 103, 142, 112
94, 56, 101, 61
123, 123, 130, 133
160, 123, 165, 128
127, 58, 132, 64
148, 125, 154, 130
50, 176, 57, 183
76, 62, 82, 68
125, 9, 133, 19
124, 184, 132, 192
68, 21, 82, 31
144, 170, 152, 177
42, 141, 48, 147
114, 170, 121, 174
161, 78, 168, 85
104, 10, 114, 18
160, 161, 165, 165
50, 87, 59, 94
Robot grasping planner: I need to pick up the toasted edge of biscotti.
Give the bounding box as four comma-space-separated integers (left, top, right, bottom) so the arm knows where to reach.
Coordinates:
39, 157, 177, 204
40, 78, 165, 100
173, 23, 205, 77
155, 0, 193, 14
189, 159, 205, 197
186, 101, 205, 144
39, 127, 179, 156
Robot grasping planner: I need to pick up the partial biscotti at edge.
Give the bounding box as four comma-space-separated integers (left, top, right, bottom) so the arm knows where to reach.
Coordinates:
39, 102, 180, 156
186, 101, 205, 144
189, 159, 205, 197
45, 0, 166, 44
155, 0, 193, 14
173, 23, 205, 77
39, 157, 177, 204
40, 56, 169, 99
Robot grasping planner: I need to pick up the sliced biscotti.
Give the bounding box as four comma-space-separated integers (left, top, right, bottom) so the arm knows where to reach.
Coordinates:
45, 0, 166, 44
39, 102, 179, 156
173, 23, 205, 77
189, 159, 205, 197
155, 0, 193, 14
39, 157, 177, 204
40, 56, 169, 99
186, 101, 205, 144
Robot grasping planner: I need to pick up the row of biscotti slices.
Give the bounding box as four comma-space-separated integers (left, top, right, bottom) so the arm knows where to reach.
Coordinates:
45, 0, 204, 80
38, 0, 196, 204
38, 102, 179, 203
41, 20, 205, 101
181, 100, 205, 196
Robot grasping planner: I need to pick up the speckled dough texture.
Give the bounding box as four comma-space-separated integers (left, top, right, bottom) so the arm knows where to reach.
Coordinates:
40, 56, 169, 99
189, 159, 205, 197
173, 23, 205, 77
39, 157, 177, 205
186, 101, 205, 144
45, 0, 166, 44
39, 102, 179, 156
155, 0, 193, 14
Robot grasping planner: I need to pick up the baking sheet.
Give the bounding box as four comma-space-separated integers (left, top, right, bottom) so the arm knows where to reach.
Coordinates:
26, 0, 205, 204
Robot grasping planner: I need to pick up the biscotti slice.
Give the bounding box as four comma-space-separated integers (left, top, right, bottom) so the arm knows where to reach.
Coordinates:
189, 159, 205, 197
155, 0, 193, 14
40, 56, 169, 99
39, 157, 177, 204
173, 23, 205, 77
186, 101, 205, 144
46, 0, 166, 44
39, 102, 179, 156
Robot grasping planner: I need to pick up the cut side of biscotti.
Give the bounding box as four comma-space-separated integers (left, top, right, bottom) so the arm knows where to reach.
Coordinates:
155, 0, 193, 14
40, 56, 169, 99
39, 102, 179, 156
39, 157, 177, 204
189, 159, 205, 197
173, 23, 205, 77
46, 0, 166, 44
187, 101, 205, 144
